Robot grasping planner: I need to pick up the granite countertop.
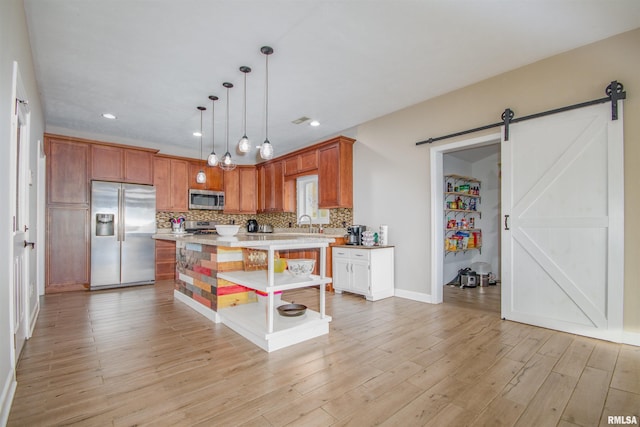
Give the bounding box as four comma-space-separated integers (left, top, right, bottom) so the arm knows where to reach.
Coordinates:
332, 245, 395, 249
153, 232, 336, 248
155, 227, 347, 239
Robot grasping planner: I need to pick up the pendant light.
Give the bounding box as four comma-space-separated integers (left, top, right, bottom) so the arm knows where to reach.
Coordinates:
207, 95, 219, 166
259, 46, 274, 160
195, 106, 207, 183
237, 66, 251, 153
219, 82, 237, 171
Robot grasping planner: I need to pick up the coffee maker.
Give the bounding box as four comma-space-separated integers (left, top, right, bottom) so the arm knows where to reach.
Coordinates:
346, 225, 365, 245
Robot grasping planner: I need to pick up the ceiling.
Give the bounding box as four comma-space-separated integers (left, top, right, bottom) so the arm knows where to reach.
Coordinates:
24, 1, 640, 164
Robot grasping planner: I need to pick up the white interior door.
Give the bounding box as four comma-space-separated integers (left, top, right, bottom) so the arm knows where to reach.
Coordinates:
11, 64, 31, 359
501, 102, 624, 341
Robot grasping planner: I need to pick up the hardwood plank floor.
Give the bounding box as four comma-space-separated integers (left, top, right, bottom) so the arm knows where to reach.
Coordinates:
8, 281, 640, 426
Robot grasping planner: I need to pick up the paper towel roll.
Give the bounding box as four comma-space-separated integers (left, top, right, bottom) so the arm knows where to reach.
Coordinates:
379, 225, 388, 245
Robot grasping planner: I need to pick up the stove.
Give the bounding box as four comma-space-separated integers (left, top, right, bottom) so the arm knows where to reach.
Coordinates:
184, 220, 218, 234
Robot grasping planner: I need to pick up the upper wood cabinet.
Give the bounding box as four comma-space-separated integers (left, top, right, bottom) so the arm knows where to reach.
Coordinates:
224, 166, 257, 214
46, 136, 90, 205
318, 136, 355, 208
154, 156, 189, 211
188, 161, 224, 191
259, 160, 293, 213
284, 149, 319, 177
91, 144, 154, 185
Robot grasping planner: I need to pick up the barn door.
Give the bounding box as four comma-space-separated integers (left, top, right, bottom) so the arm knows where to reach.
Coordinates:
501, 102, 624, 341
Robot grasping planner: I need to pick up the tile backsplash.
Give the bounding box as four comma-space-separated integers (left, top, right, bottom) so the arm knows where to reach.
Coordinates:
157, 208, 353, 229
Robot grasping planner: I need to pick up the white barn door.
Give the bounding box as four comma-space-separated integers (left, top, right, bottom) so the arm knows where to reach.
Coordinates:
501, 102, 624, 341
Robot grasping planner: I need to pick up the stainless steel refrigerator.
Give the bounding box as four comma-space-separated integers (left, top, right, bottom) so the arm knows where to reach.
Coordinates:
91, 181, 156, 290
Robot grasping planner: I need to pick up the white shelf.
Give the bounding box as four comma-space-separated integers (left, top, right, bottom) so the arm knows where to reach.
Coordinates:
218, 301, 331, 352
217, 270, 332, 293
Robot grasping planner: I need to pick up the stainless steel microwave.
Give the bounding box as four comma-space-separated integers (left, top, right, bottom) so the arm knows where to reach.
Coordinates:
188, 189, 225, 210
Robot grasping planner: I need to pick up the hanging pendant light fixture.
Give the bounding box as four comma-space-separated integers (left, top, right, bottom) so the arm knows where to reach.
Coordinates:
259, 46, 274, 160
195, 106, 207, 183
237, 66, 251, 153
207, 95, 219, 166
219, 82, 237, 171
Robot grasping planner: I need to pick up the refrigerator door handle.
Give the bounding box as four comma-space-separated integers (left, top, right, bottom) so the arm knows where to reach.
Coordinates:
117, 188, 122, 242
121, 188, 126, 242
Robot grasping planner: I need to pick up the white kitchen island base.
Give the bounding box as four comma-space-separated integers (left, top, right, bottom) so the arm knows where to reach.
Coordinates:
219, 302, 331, 352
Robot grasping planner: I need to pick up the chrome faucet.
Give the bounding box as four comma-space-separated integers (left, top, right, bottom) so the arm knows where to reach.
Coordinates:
298, 214, 313, 233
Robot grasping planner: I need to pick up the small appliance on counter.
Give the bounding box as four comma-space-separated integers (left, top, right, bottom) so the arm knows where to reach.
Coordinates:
345, 225, 366, 245
247, 219, 258, 233
258, 224, 274, 233
184, 220, 218, 234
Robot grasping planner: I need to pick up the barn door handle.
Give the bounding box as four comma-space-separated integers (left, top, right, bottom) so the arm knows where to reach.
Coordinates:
24, 240, 35, 249
504, 215, 510, 230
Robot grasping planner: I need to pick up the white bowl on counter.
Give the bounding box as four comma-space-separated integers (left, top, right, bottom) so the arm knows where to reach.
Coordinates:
287, 259, 316, 278
215, 224, 240, 236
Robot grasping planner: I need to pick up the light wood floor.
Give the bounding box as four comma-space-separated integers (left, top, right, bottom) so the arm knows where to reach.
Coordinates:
8, 281, 640, 426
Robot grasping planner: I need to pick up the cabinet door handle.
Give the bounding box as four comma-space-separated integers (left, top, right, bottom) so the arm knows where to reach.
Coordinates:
504, 215, 510, 231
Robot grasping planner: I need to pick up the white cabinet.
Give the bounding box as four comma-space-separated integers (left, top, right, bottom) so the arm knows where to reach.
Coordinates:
332, 246, 394, 301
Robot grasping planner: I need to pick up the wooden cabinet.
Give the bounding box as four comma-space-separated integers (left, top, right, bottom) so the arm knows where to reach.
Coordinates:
47, 137, 90, 205
260, 160, 292, 212
155, 239, 177, 281
45, 135, 91, 292
91, 144, 154, 185
332, 246, 394, 301
124, 149, 154, 184
188, 161, 224, 191
154, 156, 189, 211
318, 137, 354, 208
91, 144, 122, 181
284, 149, 318, 176
46, 206, 90, 292
224, 166, 257, 213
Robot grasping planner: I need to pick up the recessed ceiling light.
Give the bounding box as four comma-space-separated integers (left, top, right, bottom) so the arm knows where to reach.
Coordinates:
310, 120, 320, 127
102, 113, 117, 119
193, 131, 202, 137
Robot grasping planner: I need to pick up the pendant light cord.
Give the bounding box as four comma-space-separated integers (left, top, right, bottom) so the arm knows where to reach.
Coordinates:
265, 53, 269, 141
226, 86, 230, 151
199, 108, 204, 160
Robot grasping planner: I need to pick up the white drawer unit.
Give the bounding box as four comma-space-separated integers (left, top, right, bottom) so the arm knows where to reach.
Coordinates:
332, 246, 394, 301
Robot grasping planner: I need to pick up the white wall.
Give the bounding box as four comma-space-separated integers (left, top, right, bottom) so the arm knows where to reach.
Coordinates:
352, 131, 431, 300
0, 0, 44, 422
471, 151, 501, 279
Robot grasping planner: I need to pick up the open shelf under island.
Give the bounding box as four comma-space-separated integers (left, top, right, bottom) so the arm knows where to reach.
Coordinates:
154, 233, 336, 352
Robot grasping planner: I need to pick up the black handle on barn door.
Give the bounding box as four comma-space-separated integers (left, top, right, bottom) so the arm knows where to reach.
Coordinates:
504, 215, 510, 231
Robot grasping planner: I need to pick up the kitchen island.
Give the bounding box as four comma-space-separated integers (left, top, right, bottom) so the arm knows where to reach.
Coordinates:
153, 233, 336, 352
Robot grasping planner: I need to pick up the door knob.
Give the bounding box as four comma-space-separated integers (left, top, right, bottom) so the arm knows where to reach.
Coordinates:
24, 240, 35, 249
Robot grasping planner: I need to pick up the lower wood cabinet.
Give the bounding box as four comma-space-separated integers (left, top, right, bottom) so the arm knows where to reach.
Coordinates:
332, 246, 394, 301
46, 206, 90, 292
155, 239, 177, 281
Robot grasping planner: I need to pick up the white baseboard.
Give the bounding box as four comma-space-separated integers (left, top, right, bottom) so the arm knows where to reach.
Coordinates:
28, 301, 40, 338
393, 288, 435, 304
622, 330, 640, 347
0, 368, 17, 427
173, 290, 221, 323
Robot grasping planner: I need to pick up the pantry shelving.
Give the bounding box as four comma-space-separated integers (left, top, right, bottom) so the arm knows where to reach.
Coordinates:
444, 174, 482, 255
